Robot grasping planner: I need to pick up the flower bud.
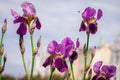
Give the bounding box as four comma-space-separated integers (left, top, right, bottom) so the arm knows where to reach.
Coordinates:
87, 69, 92, 80
2, 19, 7, 34
3, 53, 7, 63
0, 44, 4, 56
0, 66, 4, 74
91, 46, 96, 58
37, 36, 41, 48
19, 36, 25, 54
33, 48, 38, 56
83, 43, 86, 56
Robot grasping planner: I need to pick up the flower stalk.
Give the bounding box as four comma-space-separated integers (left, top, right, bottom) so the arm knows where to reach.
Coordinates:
83, 33, 90, 80
30, 35, 35, 80
70, 63, 75, 80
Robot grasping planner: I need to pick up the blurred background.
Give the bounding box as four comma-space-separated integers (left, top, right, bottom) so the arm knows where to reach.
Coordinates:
0, 0, 120, 79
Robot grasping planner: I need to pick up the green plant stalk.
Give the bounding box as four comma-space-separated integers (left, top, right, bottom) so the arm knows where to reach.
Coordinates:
22, 54, 29, 78
49, 70, 53, 80
30, 35, 35, 80
0, 33, 4, 80
70, 63, 75, 80
83, 33, 90, 80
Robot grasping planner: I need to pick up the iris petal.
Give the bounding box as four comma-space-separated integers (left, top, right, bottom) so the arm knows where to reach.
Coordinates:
97, 9, 103, 20
14, 17, 26, 24
17, 23, 27, 36
47, 40, 58, 55
11, 9, 20, 18
89, 23, 97, 34
42, 56, 53, 67
93, 61, 103, 74
79, 21, 86, 32
36, 18, 41, 29
54, 58, 68, 72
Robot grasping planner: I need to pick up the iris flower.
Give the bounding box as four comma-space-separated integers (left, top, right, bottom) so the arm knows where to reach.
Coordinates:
11, 2, 41, 36
79, 7, 103, 34
92, 61, 116, 80
43, 37, 79, 72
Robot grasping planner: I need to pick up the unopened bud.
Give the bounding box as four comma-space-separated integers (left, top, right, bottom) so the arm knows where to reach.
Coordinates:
91, 46, 96, 58
19, 36, 25, 54
33, 48, 38, 56
87, 69, 92, 80
85, 64, 90, 72
37, 36, 41, 48
2, 19, 7, 34
3, 53, 7, 63
0, 66, 4, 74
0, 44, 4, 56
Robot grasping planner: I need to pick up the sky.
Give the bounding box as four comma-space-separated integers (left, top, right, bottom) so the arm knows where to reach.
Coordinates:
0, 0, 120, 77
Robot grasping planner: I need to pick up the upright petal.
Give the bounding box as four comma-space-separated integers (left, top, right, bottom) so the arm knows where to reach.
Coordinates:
17, 23, 27, 36
47, 40, 58, 55
61, 37, 74, 57
97, 9, 103, 20
93, 61, 103, 74
82, 7, 96, 20
36, 18, 41, 29
79, 21, 86, 32
11, 9, 20, 18
13, 17, 27, 24
21, 2, 36, 16
42, 56, 53, 67
54, 58, 68, 72
89, 23, 97, 34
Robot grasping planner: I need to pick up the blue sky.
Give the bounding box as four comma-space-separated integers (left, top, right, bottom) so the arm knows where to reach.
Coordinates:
0, 0, 120, 77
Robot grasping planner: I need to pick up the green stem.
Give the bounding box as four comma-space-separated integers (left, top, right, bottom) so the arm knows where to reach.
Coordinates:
30, 35, 35, 80
70, 63, 75, 80
0, 33, 4, 80
49, 70, 53, 80
22, 54, 28, 78
83, 33, 90, 80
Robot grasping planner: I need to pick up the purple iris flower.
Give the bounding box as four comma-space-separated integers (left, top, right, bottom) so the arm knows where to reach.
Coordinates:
82, 7, 102, 21
80, 7, 103, 34
43, 37, 79, 72
11, 2, 41, 36
93, 61, 117, 79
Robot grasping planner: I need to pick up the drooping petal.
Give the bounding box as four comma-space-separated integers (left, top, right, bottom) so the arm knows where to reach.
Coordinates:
54, 58, 68, 72
96, 76, 106, 80
89, 23, 97, 34
93, 61, 103, 74
76, 38, 80, 48
17, 23, 27, 36
42, 56, 53, 67
97, 9, 103, 20
21, 2, 36, 16
79, 21, 86, 32
101, 65, 116, 78
11, 9, 20, 18
13, 17, 27, 24
36, 18, 41, 29
69, 51, 78, 63
47, 40, 58, 55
